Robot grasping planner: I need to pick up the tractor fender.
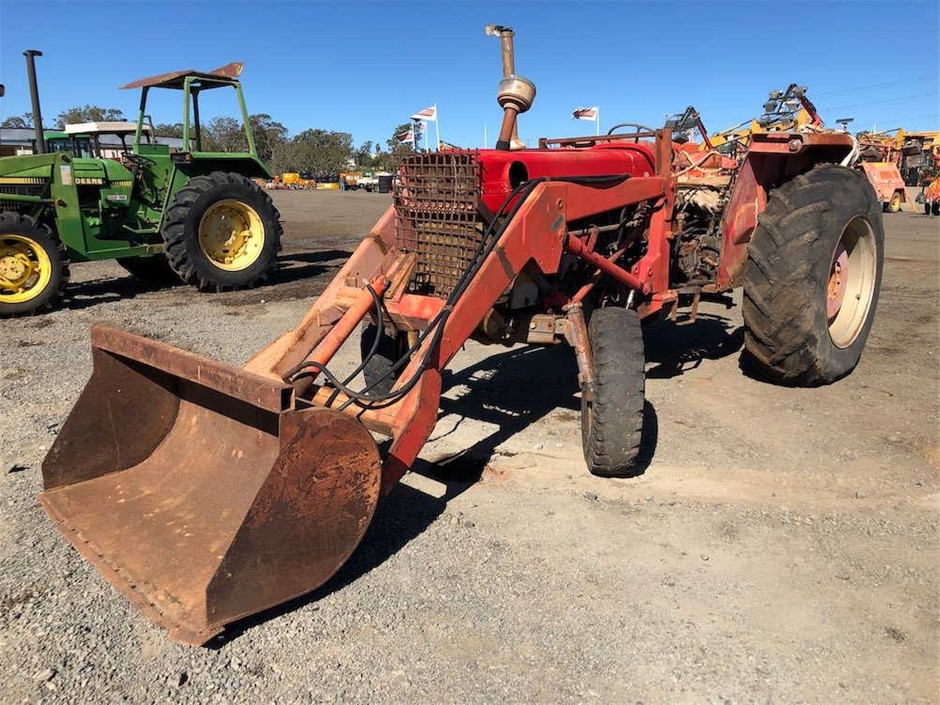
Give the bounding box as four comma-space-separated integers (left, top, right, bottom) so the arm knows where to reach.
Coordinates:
716, 132, 857, 288
157, 156, 272, 231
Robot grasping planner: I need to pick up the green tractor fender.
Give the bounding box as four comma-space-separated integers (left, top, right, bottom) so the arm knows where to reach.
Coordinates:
158, 155, 270, 231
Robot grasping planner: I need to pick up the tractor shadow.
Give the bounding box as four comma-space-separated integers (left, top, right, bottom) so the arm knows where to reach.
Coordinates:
57, 247, 352, 311
267, 248, 352, 287
214, 344, 661, 647
216, 318, 745, 645
642, 312, 744, 379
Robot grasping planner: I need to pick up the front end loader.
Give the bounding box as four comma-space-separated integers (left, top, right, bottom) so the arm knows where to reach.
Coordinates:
39, 28, 884, 645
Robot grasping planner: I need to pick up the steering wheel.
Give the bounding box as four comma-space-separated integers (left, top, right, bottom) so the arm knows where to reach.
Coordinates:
122, 152, 152, 168
606, 123, 653, 143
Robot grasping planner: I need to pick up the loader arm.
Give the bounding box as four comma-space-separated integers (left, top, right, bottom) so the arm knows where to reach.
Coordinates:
248, 175, 666, 493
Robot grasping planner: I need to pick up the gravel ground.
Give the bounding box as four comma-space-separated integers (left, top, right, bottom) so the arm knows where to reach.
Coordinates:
0, 192, 937, 704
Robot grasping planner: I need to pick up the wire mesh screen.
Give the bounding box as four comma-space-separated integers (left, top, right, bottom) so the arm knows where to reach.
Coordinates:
394, 152, 482, 298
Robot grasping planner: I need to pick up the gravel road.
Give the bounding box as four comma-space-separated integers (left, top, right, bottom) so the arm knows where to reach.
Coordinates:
1, 191, 937, 704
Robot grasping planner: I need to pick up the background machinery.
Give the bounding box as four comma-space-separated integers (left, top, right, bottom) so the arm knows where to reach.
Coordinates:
38, 28, 884, 645
922, 175, 940, 215
855, 128, 910, 212
708, 84, 824, 158
707, 84, 914, 214
0, 53, 282, 315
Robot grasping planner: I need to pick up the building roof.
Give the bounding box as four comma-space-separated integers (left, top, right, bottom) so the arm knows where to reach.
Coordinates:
0, 127, 37, 145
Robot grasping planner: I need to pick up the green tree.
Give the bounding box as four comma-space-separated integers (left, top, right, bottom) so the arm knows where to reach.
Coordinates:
153, 122, 184, 138
202, 116, 246, 152
355, 140, 375, 168
55, 105, 125, 128
371, 149, 399, 172
277, 129, 353, 177
249, 113, 288, 164
1, 113, 32, 128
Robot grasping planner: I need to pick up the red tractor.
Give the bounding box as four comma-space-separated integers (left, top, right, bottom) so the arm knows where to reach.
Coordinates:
39, 29, 884, 644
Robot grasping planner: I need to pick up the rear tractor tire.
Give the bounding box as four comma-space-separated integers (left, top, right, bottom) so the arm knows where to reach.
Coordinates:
162, 172, 283, 291
581, 307, 646, 477
743, 165, 884, 386
0, 213, 69, 316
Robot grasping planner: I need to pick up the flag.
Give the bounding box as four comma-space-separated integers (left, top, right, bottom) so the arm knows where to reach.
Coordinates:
572, 106, 598, 120
410, 105, 437, 122
395, 126, 415, 143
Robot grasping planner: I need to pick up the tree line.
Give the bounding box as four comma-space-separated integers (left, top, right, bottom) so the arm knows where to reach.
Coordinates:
1, 105, 426, 176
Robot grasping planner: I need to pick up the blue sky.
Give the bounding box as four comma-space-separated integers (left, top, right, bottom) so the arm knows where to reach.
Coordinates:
1, 0, 937, 149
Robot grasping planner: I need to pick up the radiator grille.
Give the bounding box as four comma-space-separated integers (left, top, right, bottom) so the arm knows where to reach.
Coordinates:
394, 152, 482, 298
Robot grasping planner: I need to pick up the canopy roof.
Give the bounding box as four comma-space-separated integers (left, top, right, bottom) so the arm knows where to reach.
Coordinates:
64, 121, 152, 135
121, 62, 243, 90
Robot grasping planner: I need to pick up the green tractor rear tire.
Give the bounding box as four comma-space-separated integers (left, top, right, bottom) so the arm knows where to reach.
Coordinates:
162, 172, 282, 292
0, 213, 70, 317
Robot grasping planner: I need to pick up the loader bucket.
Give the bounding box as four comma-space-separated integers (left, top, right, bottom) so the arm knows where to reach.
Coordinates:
39, 326, 381, 646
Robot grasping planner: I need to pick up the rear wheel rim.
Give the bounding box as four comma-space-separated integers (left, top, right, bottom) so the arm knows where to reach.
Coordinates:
0, 234, 52, 304
198, 199, 265, 272
827, 216, 877, 348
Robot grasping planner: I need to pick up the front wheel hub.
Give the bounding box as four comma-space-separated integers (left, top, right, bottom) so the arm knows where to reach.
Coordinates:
826, 244, 848, 321
0, 235, 51, 303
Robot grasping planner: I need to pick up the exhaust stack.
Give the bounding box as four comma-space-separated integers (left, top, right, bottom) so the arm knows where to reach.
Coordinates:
23, 50, 45, 154
486, 25, 536, 150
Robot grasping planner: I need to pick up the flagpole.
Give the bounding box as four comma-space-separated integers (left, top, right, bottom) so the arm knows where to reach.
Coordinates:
484, 124, 488, 149
596, 106, 600, 136
434, 104, 440, 151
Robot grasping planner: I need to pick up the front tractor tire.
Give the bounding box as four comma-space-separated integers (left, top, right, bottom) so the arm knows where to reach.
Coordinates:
581, 307, 646, 477
0, 213, 70, 316
162, 172, 282, 291
743, 165, 884, 386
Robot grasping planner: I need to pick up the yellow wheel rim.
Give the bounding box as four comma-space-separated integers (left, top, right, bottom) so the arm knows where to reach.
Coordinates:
197, 199, 265, 271
0, 234, 53, 304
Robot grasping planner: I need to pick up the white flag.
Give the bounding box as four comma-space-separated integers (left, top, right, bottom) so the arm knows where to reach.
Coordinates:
395, 126, 415, 143
572, 106, 598, 120
410, 105, 437, 122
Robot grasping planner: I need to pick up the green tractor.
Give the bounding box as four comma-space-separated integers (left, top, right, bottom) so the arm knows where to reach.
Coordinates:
0, 58, 282, 315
